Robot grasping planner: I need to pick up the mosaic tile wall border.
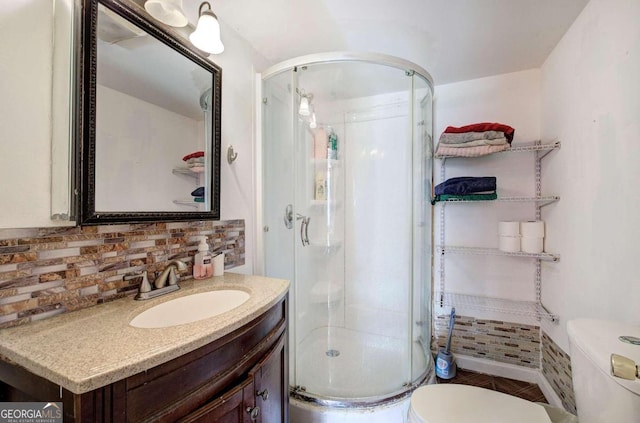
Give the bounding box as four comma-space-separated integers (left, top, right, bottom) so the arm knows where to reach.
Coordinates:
0, 220, 245, 329
433, 314, 541, 368
541, 331, 577, 414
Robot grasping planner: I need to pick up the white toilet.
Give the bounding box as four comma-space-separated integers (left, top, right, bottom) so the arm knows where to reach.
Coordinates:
567, 318, 640, 423
408, 384, 552, 423
408, 318, 640, 422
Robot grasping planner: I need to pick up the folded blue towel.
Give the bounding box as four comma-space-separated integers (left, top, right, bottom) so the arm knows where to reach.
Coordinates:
435, 177, 496, 195
191, 187, 205, 197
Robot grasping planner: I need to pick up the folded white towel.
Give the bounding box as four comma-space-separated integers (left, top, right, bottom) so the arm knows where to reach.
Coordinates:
439, 137, 508, 148
439, 130, 506, 145
436, 143, 510, 158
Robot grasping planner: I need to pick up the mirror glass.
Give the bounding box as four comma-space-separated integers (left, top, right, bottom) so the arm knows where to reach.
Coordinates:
81, 0, 221, 224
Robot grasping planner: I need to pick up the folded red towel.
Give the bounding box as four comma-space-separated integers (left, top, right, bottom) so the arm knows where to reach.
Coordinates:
444, 123, 515, 143
182, 151, 205, 161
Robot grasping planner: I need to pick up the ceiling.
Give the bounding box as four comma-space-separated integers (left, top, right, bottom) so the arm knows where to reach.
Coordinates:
179, 0, 590, 85
98, 4, 211, 119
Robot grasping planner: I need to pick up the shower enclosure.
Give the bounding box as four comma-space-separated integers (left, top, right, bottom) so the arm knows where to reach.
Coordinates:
258, 53, 434, 417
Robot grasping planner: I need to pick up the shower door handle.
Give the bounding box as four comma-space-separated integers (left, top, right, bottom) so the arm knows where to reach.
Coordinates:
303, 217, 310, 246
297, 214, 310, 246
285, 205, 310, 245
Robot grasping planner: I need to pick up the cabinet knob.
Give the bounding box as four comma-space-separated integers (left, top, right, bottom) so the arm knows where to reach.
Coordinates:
256, 388, 269, 400
246, 406, 260, 420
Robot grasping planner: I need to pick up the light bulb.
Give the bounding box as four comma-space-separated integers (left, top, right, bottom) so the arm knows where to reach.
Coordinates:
189, 2, 224, 54
299, 96, 310, 116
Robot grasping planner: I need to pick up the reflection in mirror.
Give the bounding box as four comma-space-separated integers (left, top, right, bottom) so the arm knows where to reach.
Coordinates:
96, 4, 212, 212
81, 0, 221, 224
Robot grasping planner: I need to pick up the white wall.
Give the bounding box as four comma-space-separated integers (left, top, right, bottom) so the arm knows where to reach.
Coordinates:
433, 69, 543, 324
209, 21, 270, 274
95, 85, 203, 212
540, 0, 640, 351
343, 105, 411, 340
0, 0, 73, 229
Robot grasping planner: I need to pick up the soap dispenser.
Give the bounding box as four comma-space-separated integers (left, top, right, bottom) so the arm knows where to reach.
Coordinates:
193, 237, 213, 279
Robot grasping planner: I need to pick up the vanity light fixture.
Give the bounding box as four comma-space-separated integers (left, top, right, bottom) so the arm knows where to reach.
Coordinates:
189, 2, 225, 54
144, 0, 188, 27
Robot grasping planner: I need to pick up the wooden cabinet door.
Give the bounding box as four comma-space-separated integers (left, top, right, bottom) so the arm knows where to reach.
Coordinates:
251, 333, 288, 423
178, 377, 256, 423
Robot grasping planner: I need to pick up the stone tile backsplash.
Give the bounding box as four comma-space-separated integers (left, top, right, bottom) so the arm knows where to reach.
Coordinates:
433, 314, 541, 368
0, 220, 245, 329
541, 331, 577, 414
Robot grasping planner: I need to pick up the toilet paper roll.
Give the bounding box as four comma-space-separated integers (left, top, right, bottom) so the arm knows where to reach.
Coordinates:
498, 221, 520, 236
213, 252, 225, 276
520, 221, 545, 238
521, 237, 544, 253
499, 236, 521, 253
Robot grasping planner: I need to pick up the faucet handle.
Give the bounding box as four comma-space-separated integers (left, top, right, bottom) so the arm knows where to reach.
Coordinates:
124, 271, 151, 293
167, 267, 179, 286
167, 260, 186, 286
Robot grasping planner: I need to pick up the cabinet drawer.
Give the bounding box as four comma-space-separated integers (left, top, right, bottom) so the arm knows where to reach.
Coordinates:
177, 376, 254, 423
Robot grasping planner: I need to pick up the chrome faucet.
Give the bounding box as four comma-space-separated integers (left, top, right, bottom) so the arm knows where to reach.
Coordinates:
125, 260, 187, 301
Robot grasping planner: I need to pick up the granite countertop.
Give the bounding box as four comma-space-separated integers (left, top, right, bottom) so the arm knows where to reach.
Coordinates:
0, 273, 289, 394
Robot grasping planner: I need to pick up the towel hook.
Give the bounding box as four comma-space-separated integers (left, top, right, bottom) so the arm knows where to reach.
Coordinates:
227, 145, 238, 164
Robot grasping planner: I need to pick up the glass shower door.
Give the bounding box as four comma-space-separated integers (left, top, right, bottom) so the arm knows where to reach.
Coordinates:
262, 71, 294, 278
261, 68, 344, 395
291, 66, 347, 398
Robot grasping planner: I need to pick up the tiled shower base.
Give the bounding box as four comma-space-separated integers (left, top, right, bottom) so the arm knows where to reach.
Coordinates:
290, 326, 432, 423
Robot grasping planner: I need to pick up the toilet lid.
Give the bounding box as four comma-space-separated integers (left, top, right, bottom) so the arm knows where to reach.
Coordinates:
410, 384, 552, 423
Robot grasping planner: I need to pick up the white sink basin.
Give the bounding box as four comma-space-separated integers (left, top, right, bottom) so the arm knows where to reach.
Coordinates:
130, 290, 250, 329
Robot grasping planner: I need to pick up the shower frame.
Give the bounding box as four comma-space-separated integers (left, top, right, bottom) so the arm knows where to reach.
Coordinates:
256, 52, 435, 410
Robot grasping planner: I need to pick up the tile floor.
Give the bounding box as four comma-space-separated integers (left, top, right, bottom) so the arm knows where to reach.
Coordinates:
437, 368, 548, 403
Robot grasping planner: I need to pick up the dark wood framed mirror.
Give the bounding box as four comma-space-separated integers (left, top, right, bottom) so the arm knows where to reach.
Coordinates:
79, 0, 221, 224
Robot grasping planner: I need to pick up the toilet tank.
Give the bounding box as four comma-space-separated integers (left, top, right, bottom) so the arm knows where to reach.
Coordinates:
567, 319, 640, 423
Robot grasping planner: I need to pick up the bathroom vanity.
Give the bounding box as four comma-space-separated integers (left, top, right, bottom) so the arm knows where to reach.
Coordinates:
0, 273, 289, 423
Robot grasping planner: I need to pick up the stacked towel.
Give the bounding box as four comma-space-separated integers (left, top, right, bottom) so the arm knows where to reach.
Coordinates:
182, 151, 205, 161
182, 151, 205, 172
433, 176, 497, 203
435, 123, 515, 158
191, 186, 205, 203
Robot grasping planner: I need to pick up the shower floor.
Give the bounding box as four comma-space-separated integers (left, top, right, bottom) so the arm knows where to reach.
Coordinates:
295, 326, 427, 400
